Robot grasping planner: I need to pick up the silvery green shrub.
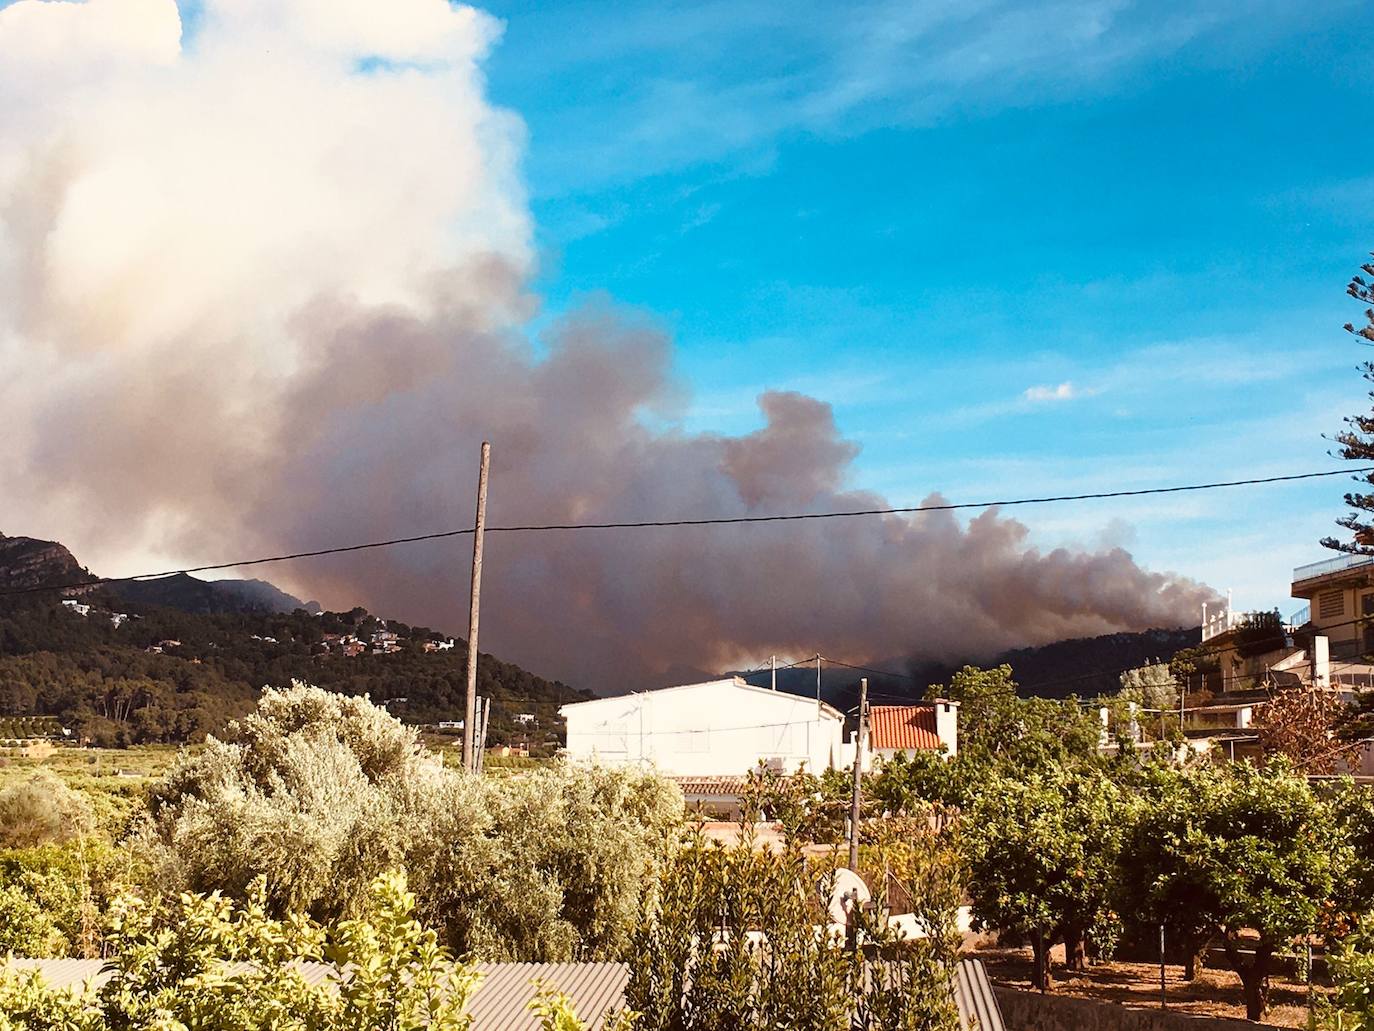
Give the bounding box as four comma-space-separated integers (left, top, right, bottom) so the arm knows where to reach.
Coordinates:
140, 682, 682, 961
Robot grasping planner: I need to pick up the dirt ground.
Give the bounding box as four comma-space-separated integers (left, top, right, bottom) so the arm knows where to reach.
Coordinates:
975, 945, 1333, 1028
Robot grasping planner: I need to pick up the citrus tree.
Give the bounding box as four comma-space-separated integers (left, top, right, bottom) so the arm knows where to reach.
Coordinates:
966, 762, 1124, 990
1120, 761, 1335, 1021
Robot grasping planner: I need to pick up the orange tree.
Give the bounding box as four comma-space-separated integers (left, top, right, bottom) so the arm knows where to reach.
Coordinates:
965, 762, 1124, 991
1119, 761, 1336, 1021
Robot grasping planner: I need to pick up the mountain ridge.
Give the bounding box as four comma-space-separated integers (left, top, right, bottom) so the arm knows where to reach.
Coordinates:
113, 573, 322, 616
0, 532, 585, 748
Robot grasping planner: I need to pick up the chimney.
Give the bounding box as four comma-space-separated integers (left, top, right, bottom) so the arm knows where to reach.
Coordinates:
935, 700, 959, 758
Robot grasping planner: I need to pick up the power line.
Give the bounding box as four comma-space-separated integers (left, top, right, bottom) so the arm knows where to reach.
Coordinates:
3, 465, 1367, 598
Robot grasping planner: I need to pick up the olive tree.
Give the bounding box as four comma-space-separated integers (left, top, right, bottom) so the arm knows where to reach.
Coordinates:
0, 771, 93, 849
140, 681, 683, 961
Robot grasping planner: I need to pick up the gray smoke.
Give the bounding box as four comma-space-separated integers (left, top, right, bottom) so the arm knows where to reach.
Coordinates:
0, 0, 1214, 688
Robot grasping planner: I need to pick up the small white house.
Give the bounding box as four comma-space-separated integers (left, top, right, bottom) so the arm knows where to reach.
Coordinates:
560, 677, 847, 776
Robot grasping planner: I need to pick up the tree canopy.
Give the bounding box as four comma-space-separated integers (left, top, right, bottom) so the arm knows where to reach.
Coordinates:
1322, 252, 1374, 554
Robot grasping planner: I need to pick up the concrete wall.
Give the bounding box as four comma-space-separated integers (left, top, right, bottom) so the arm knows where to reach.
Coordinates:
561, 678, 844, 776
992, 987, 1286, 1031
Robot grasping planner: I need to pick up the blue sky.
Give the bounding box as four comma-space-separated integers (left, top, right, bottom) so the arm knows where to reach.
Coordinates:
478, 0, 1374, 616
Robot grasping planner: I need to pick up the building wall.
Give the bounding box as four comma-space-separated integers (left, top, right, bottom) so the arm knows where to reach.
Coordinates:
1300, 580, 1374, 655
561, 679, 844, 776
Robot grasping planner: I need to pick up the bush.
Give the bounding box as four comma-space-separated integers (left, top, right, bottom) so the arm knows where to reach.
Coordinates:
1326, 913, 1374, 1029
0, 871, 479, 1031
625, 828, 961, 1031
139, 682, 683, 960
0, 842, 137, 958
0, 770, 94, 849
0, 882, 63, 956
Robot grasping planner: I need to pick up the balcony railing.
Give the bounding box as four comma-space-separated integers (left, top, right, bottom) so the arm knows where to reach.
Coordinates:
1292, 552, 1374, 583
1201, 607, 1284, 643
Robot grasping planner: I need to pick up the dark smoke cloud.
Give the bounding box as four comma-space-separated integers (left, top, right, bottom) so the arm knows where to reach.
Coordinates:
0, 0, 1215, 690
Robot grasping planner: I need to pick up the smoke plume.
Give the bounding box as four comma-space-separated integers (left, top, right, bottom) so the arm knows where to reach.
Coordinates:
0, 0, 1213, 688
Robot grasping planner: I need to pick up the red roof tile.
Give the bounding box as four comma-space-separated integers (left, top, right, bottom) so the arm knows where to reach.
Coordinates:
868, 705, 941, 751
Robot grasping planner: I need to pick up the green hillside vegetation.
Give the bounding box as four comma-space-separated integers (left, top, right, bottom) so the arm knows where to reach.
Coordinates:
0, 590, 587, 747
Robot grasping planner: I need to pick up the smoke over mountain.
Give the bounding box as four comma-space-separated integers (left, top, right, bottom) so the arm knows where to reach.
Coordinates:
0, 0, 1214, 687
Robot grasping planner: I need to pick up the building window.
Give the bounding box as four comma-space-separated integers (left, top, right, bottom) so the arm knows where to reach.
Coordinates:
1319, 590, 1345, 619
683, 730, 710, 753
1363, 593, 1374, 617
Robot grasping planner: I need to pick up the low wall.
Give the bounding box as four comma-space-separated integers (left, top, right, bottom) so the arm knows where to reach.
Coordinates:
992, 987, 1286, 1031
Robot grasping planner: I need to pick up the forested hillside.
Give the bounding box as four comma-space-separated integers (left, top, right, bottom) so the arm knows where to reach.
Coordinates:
0, 536, 587, 747
736, 626, 1201, 707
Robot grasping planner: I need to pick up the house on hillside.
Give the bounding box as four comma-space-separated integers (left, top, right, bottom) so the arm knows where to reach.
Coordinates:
867, 703, 959, 761
1176, 574, 1374, 774
559, 677, 847, 777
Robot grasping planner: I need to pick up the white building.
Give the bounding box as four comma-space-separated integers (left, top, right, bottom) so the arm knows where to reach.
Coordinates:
560, 677, 847, 777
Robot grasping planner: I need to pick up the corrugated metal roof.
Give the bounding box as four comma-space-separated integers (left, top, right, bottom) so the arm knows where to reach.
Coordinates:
869, 705, 942, 751
5, 955, 996, 1029
954, 958, 1005, 1031
471, 962, 627, 1030
1, 958, 627, 1029
3, 958, 107, 992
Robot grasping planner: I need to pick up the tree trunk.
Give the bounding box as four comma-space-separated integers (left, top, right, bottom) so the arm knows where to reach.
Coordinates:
1065, 927, 1087, 973
1031, 929, 1054, 993
1183, 932, 1209, 981
1222, 937, 1272, 1022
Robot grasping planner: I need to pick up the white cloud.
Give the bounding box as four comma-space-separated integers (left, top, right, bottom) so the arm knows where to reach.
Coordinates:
1023, 381, 1080, 402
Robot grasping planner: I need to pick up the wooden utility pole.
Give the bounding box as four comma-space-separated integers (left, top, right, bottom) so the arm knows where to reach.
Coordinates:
848, 677, 868, 870
816, 653, 822, 718
475, 697, 491, 774
463, 441, 491, 773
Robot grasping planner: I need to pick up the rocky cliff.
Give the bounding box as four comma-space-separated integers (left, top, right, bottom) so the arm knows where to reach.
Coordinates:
0, 533, 96, 594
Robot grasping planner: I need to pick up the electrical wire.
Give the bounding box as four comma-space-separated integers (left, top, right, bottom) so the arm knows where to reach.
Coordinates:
3, 465, 1367, 598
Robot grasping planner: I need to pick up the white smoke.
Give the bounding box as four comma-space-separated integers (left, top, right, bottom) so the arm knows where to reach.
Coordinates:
0, 0, 1214, 688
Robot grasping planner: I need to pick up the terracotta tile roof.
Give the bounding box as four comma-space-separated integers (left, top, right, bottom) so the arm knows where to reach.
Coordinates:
868, 705, 941, 751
